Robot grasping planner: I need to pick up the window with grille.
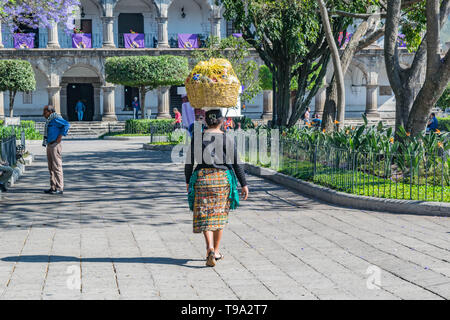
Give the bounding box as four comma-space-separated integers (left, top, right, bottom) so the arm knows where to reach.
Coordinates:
23, 92, 32, 104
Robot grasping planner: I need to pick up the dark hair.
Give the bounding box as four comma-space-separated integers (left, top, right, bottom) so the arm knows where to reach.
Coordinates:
45, 105, 56, 113
431, 113, 436, 117
205, 109, 223, 127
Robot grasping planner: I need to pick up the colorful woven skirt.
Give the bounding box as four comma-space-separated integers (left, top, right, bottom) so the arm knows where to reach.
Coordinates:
191, 168, 231, 233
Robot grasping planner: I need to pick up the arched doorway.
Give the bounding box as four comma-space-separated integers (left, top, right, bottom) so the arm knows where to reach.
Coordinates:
60, 65, 102, 121
67, 83, 94, 121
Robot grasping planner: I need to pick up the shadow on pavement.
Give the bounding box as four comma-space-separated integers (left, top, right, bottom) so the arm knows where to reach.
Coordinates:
1, 255, 206, 269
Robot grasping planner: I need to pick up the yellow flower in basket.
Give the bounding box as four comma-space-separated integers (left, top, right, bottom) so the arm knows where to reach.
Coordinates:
185, 58, 241, 109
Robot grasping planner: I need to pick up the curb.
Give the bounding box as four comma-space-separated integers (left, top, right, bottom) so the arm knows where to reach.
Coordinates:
245, 163, 450, 217
103, 136, 135, 141
142, 143, 175, 151
2, 154, 34, 189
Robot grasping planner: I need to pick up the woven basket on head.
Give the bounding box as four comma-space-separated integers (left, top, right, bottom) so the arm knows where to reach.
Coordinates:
186, 81, 241, 109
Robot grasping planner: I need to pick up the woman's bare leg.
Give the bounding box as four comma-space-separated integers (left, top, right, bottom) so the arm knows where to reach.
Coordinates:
203, 231, 214, 256
213, 229, 223, 258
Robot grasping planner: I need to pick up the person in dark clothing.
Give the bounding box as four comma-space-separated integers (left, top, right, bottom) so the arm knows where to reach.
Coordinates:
426, 113, 439, 132
185, 109, 249, 267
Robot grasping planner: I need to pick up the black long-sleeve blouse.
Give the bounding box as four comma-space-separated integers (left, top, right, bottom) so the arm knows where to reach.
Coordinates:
184, 131, 248, 187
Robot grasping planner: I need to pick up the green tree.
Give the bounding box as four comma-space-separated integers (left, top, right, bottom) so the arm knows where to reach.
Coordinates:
105, 55, 189, 119
221, 0, 363, 127
384, 0, 450, 136
0, 59, 36, 117
436, 84, 449, 111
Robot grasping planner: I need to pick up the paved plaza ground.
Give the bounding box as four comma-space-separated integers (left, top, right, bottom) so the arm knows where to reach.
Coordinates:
0, 139, 449, 300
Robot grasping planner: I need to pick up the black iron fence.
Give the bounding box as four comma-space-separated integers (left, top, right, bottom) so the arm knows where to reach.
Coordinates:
241, 132, 449, 203
1, 134, 17, 166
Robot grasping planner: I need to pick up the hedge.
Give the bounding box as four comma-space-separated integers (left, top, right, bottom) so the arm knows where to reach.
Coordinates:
125, 119, 174, 134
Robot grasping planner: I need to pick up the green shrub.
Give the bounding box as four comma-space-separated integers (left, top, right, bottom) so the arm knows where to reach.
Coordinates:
436, 84, 449, 111
125, 119, 174, 134
437, 117, 450, 132
0, 120, 42, 140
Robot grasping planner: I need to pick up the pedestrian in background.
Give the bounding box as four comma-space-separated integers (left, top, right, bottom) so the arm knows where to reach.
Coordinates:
75, 99, 86, 121
181, 94, 195, 129
173, 107, 182, 129
42, 105, 70, 195
426, 113, 439, 133
132, 97, 140, 119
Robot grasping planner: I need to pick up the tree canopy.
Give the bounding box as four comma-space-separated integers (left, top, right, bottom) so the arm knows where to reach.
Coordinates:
105, 55, 189, 119
221, 0, 369, 127
105, 55, 189, 89
0, 0, 80, 32
0, 59, 36, 117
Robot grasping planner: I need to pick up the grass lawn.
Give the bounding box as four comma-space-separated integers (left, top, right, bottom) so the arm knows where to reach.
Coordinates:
248, 155, 450, 202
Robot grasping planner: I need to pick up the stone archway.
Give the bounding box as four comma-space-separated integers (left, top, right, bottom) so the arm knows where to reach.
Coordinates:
60, 65, 103, 121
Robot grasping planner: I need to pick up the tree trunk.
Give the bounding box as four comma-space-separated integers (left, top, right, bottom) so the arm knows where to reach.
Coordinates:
321, 16, 374, 132
319, 0, 345, 130
9, 91, 16, 118
395, 87, 415, 134
407, 0, 450, 135
322, 81, 337, 131
140, 86, 146, 119
274, 65, 291, 127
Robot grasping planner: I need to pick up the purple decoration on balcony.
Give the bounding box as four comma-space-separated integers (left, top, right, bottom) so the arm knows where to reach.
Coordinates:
232, 33, 243, 38
124, 33, 145, 48
178, 33, 199, 49
13, 33, 35, 49
72, 33, 92, 48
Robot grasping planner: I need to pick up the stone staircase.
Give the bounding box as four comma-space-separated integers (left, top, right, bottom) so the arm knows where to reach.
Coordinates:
35, 121, 125, 139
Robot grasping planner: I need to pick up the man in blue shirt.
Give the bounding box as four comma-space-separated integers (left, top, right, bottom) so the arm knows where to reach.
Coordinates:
42, 105, 70, 195
426, 113, 439, 132
132, 97, 140, 119
75, 99, 86, 121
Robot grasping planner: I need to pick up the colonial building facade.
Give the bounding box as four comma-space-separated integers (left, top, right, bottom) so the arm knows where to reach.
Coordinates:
0, 0, 419, 122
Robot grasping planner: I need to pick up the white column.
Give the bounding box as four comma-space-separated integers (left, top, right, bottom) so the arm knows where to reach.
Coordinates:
157, 86, 171, 119
365, 84, 380, 118
209, 17, 221, 40
102, 85, 117, 121
101, 16, 115, 48
156, 16, 169, 48
47, 22, 60, 48
262, 90, 273, 120
314, 82, 327, 116
0, 92, 4, 118
0, 23, 4, 48
47, 86, 61, 114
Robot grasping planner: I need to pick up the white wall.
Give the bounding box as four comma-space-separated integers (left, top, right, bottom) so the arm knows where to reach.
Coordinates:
168, 0, 209, 36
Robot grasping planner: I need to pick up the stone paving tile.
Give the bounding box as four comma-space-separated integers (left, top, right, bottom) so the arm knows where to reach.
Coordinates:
0, 139, 448, 300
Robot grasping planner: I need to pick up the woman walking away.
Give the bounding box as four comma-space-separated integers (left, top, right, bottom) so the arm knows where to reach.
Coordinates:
185, 109, 249, 267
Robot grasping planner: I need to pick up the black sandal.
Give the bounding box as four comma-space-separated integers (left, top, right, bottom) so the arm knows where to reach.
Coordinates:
215, 253, 224, 261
